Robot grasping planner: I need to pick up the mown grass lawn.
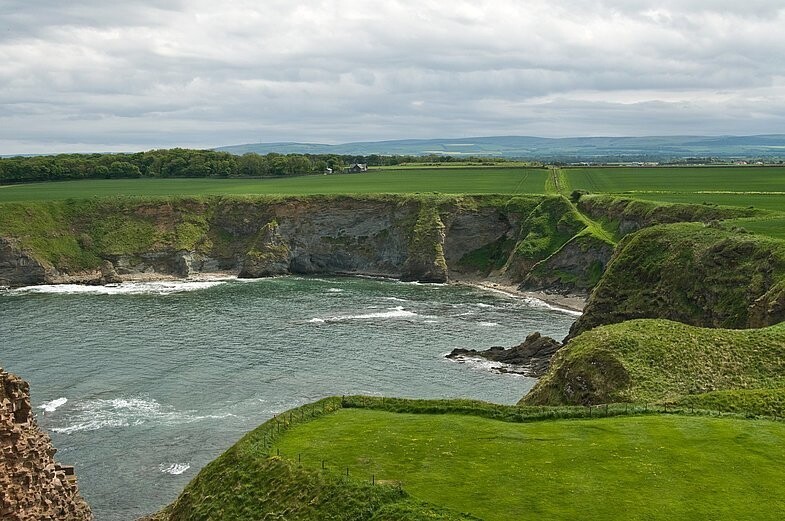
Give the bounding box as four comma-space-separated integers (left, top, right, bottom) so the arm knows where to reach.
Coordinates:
0, 167, 548, 202
273, 409, 785, 521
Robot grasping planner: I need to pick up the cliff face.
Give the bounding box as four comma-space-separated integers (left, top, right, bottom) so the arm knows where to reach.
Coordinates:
0, 238, 48, 287
0, 195, 607, 295
0, 368, 92, 521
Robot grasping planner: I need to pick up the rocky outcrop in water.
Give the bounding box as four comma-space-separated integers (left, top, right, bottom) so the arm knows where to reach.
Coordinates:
0, 368, 92, 521
446, 332, 562, 377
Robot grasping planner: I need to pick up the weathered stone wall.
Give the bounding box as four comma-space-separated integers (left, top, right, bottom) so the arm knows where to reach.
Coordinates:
0, 368, 92, 521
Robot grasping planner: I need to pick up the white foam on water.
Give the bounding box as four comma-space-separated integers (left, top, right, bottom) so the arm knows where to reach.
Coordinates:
479, 321, 499, 327
51, 396, 235, 434
11, 280, 226, 296
444, 354, 526, 378
468, 284, 582, 316
475, 303, 496, 308
39, 397, 68, 413
522, 297, 583, 316
308, 306, 417, 323
327, 288, 344, 293
382, 296, 409, 302
160, 463, 190, 475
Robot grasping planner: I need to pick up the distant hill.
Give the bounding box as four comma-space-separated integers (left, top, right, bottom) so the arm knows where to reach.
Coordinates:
215, 135, 785, 161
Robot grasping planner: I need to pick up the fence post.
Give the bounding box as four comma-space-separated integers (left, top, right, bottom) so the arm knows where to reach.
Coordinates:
372, 474, 375, 485
298, 453, 301, 463
346, 467, 349, 477
277, 448, 280, 456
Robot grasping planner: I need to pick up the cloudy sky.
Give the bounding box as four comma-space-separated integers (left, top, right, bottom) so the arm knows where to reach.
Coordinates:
1, 0, 784, 153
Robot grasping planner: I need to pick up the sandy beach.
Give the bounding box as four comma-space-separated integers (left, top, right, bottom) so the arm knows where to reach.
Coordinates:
452, 277, 586, 314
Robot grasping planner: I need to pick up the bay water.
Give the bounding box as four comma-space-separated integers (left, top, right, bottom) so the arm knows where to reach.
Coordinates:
0, 276, 578, 520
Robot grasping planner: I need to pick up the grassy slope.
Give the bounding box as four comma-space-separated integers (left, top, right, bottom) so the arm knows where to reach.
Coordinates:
271, 408, 785, 521
524, 319, 785, 406
0, 167, 548, 202
570, 222, 785, 335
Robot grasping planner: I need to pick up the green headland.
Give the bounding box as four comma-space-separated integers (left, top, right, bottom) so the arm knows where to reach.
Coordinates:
3, 157, 785, 520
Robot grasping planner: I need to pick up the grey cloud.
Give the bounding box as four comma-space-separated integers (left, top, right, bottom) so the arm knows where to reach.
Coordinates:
0, 0, 784, 153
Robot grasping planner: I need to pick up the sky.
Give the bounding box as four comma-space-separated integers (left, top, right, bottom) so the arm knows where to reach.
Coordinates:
1, 0, 784, 154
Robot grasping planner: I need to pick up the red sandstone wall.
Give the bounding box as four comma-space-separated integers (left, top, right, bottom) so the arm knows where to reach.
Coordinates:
1, 368, 92, 520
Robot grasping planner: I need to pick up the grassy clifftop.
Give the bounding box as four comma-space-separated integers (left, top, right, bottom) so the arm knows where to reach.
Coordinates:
153, 396, 785, 521
523, 319, 785, 406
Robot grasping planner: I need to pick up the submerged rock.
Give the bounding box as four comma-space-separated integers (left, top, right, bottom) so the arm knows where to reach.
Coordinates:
447, 332, 562, 377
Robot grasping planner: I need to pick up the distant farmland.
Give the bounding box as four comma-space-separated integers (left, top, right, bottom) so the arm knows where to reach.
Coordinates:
1, 165, 784, 214
0, 167, 547, 202
565, 166, 785, 193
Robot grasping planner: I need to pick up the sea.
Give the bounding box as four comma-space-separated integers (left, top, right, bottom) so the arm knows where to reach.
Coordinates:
0, 275, 579, 520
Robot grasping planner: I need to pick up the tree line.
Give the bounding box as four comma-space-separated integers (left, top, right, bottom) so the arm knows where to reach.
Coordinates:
0, 148, 513, 184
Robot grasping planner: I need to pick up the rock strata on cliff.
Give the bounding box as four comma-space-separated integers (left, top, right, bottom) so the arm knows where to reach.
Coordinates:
0, 194, 612, 295
0, 368, 92, 521
0, 238, 48, 287
447, 332, 562, 377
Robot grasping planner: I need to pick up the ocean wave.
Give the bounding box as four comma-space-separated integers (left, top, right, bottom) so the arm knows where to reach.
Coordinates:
381, 296, 409, 302
326, 288, 344, 293
308, 306, 417, 323
479, 321, 499, 327
39, 397, 68, 413
444, 353, 526, 377
522, 297, 583, 316
10, 280, 226, 296
50, 396, 235, 434
160, 463, 190, 475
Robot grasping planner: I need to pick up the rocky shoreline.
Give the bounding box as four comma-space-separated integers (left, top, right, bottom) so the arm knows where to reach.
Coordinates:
452, 277, 586, 314
446, 332, 563, 378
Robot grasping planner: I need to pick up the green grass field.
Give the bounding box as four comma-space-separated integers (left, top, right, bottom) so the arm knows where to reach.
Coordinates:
727, 216, 785, 240
565, 166, 785, 193
561, 166, 785, 212
0, 167, 547, 202
272, 408, 785, 520
627, 192, 785, 212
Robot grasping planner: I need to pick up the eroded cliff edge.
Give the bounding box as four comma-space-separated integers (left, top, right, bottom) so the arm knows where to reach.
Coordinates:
1, 368, 92, 520
0, 195, 614, 296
